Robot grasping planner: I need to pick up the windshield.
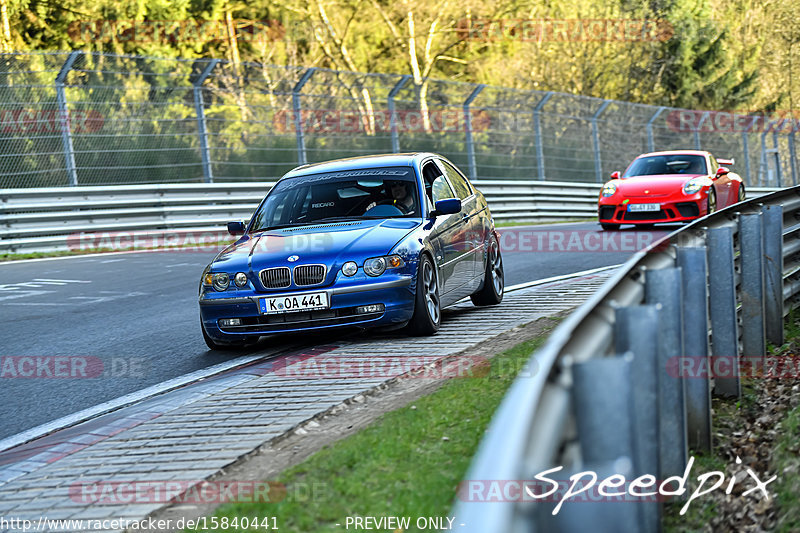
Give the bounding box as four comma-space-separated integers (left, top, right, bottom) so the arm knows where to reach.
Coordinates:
623, 154, 708, 178
250, 167, 420, 231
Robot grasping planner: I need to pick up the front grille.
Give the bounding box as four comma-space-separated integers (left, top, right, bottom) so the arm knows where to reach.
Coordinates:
623, 210, 668, 221
294, 264, 326, 286
676, 202, 700, 218
260, 267, 291, 288
599, 206, 616, 220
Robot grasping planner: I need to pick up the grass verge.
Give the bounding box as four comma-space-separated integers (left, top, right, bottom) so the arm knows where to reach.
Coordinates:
202, 324, 555, 532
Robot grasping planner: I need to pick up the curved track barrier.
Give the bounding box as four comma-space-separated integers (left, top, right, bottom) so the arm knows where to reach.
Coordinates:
452, 184, 800, 531
0, 182, 779, 253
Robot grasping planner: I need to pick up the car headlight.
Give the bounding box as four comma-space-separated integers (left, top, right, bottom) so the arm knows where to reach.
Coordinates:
363, 255, 405, 277
683, 178, 710, 195
210, 272, 230, 291
341, 261, 358, 276
234, 272, 248, 287
601, 182, 617, 197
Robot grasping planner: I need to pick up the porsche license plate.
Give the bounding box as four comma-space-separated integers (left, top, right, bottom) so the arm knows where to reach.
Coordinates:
259, 292, 329, 314
627, 203, 661, 212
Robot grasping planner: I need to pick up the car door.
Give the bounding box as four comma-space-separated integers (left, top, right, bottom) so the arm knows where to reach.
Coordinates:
421, 160, 471, 302
436, 159, 482, 290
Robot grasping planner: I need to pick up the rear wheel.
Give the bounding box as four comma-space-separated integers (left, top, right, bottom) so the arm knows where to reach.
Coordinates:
707, 188, 717, 215
407, 255, 441, 336
471, 236, 504, 306
601, 223, 620, 231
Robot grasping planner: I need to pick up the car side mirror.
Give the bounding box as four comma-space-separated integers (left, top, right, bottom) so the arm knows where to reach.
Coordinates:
431, 198, 461, 218
715, 167, 730, 179
227, 221, 246, 235
609, 171, 620, 180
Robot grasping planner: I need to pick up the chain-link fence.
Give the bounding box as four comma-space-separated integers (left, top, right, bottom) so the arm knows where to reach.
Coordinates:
1, 51, 798, 188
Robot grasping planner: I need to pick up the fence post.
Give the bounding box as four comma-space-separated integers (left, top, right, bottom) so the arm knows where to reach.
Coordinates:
763, 205, 784, 346
193, 59, 219, 184
591, 100, 611, 183
646, 106, 666, 153
645, 267, 689, 478
55, 51, 81, 187
677, 247, 712, 451
463, 84, 485, 179
790, 123, 798, 186
742, 130, 752, 186
615, 304, 661, 533
740, 212, 767, 360
387, 75, 411, 153
693, 111, 709, 150
707, 226, 741, 397
773, 130, 783, 187
292, 68, 316, 165
534, 92, 553, 181
760, 131, 769, 186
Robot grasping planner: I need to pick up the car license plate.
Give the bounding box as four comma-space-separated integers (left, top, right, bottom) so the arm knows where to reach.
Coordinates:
259, 292, 329, 314
627, 203, 661, 212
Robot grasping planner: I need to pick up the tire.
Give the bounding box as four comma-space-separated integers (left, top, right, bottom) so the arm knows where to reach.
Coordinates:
407, 254, 441, 336
600, 223, 620, 231
201, 317, 256, 351
707, 188, 717, 215
738, 185, 746, 203
471, 236, 504, 306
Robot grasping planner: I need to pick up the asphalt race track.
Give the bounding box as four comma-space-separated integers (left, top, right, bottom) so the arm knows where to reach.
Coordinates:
0, 221, 679, 440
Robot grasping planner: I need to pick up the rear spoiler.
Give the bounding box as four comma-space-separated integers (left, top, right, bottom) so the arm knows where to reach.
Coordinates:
718, 158, 735, 166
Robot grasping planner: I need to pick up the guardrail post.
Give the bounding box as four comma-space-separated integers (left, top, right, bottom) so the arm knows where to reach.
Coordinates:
646, 106, 666, 153
707, 226, 741, 397
56, 51, 81, 187
677, 247, 712, 451
463, 84, 485, 179
740, 212, 767, 359
534, 92, 553, 181
193, 59, 219, 183
645, 267, 689, 478
387, 75, 410, 153
615, 304, 661, 533
591, 100, 612, 183
292, 68, 316, 165
762, 205, 784, 346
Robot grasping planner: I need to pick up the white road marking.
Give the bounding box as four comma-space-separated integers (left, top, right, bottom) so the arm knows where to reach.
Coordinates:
32, 279, 92, 284
100, 259, 126, 264
0, 290, 50, 301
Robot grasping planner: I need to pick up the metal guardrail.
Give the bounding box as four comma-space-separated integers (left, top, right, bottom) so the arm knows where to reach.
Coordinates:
0, 181, 780, 253
453, 185, 800, 531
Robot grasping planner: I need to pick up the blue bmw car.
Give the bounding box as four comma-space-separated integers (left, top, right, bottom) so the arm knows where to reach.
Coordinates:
199, 153, 504, 350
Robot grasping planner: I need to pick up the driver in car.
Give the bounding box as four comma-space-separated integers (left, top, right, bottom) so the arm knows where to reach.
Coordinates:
386, 180, 414, 213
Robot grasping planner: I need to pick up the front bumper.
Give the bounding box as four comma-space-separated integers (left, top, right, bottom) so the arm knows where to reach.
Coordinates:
598, 196, 705, 225
199, 276, 416, 339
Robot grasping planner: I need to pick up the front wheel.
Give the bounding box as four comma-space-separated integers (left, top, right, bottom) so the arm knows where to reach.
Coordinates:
407, 255, 441, 336
471, 237, 504, 306
707, 188, 717, 215
738, 185, 746, 203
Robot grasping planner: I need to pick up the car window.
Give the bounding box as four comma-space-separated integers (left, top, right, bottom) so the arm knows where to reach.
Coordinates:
439, 160, 472, 200
624, 154, 708, 177
421, 161, 456, 205
709, 155, 718, 172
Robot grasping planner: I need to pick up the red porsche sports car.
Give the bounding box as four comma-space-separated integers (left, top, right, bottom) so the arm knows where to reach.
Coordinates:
598, 150, 745, 230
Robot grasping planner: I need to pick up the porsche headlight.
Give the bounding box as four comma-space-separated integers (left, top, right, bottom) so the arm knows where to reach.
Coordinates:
683, 178, 707, 195
363, 255, 405, 277
601, 182, 617, 197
